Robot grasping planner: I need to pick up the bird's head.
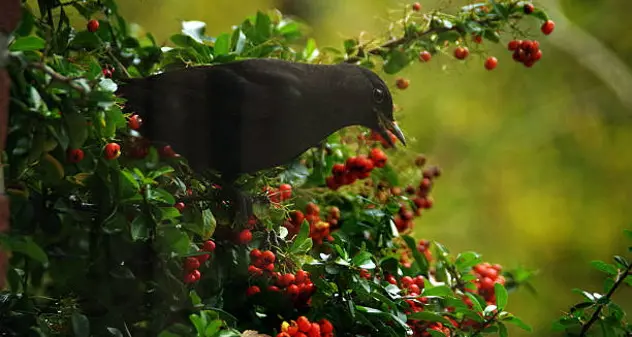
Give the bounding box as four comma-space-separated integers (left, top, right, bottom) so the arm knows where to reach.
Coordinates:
356, 66, 406, 147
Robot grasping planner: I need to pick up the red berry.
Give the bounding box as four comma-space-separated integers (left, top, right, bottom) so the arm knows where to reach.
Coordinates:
295, 269, 308, 283
238, 229, 252, 244
246, 285, 261, 296
484, 56, 498, 70
159, 145, 177, 158
319, 319, 334, 333
286, 284, 300, 297
202, 240, 216, 252
184, 270, 201, 284
308, 323, 320, 337
480, 277, 495, 290
290, 211, 305, 226
297, 316, 311, 332
332, 163, 346, 176
401, 276, 414, 286
248, 265, 263, 276
408, 284, 421, 294
102, 68, 112, 78
279, 183, 292, 200
395, 77, 409, 90
282, 273, 296, 286
415, 275, 425, 287
412, 2, 421, 11
419, 51, 432, 62
184, 257, 200, 271
369, 147, 388, 168
386, 275, 397, 284
473, 35, 483, 44
67, 148, 84, 163
532, 49, 543, 61
277, 333, 291, 337
454, 46, 469, 60
262, 250, 276, 264
521, 40, 534, 51
174, 202, 185, 213
326, 176, 340, 190
523, 3, 535, 14
507, 40, 520, 51
523, 59, 535, 68
306, 202, 320, 215
250, 249, 262, 260
87, 19, 99, 32
104, 142, 121, 160
128, 114, 142, 130
196, 253, 210, 264
541, 20, 555, 35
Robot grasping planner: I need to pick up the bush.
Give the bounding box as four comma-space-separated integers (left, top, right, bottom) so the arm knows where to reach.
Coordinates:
1, 0, 629, 336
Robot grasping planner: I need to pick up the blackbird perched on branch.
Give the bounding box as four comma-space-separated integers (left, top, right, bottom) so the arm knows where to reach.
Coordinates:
116, 58, 405, 222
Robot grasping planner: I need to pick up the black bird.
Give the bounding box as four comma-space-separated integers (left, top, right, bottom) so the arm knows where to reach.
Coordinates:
116, 58, 405, 220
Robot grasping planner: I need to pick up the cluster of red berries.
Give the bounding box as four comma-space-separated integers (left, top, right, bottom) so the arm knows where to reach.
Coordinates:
102, 64, 115, 78
413, 322, 452, 337
325, 148, 388, 190
248, 249, 277, 276
387, 274, 426, 297
263, 184, 293, 203
507, 39, 543, 68
393, 166, 440, 232
277, 316, 334, 337
183, 240, 216, 284
270, 269, 316, 304
468, 262, 506, 306
285, 203, 336, 245
306, 203, 334, 245
366, 129, 399, 148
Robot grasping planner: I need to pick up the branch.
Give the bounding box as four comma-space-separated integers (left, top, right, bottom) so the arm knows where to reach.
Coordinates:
26, 62, 90, 95
579, 263, 632, 336
344, 25, 452, 64
343, 12, 521, 65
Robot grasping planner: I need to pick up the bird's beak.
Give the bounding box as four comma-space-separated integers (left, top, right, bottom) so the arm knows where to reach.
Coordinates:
377, 112, 406, 147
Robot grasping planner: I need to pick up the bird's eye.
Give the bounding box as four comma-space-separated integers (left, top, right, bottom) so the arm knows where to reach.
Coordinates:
373, 88, 384, 103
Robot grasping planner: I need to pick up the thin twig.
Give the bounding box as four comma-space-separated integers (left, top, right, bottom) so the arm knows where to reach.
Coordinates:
26, 62, 89, 95
579, 263, 632, 336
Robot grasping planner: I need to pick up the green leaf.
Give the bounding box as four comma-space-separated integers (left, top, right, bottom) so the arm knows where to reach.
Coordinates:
11, 236, 49, 264
427, 330, 446, 337
455, 251, 482, 271
502, 315, 532, 332
303, 38, 319, 61
9, 36, 46, 51
494, 283, 508, 309
71, 313, 90, 337
181, 20, 207, 43
201, 209, 217, 239
148, 166, 175, 179
214, 33, 231, 56
407, 311, 453, 326
498, 322, 508, 337
591, 260, 618, 275
255, 11, 272, 41
130, 214, 150, 241
402, 235, 429, 274
421, 285, 453, 297
119, 170, 140, 199
465, 292, 485, 312
613, 255, 629, 268
352, 251, 376, 269
204, 319, 223, 336
290, 220, 313, 254
383, 49, 409, 75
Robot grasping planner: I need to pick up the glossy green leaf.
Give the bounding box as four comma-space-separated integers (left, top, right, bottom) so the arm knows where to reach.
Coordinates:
9, 36, 46, 51
71, 313, 90, 337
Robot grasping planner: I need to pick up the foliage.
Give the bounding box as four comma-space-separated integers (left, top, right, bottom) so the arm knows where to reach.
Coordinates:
553, 230, 632, 337
1, 0, 614, 337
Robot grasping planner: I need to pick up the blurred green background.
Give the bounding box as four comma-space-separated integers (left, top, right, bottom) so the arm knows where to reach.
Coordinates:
76, 0, 632, 335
